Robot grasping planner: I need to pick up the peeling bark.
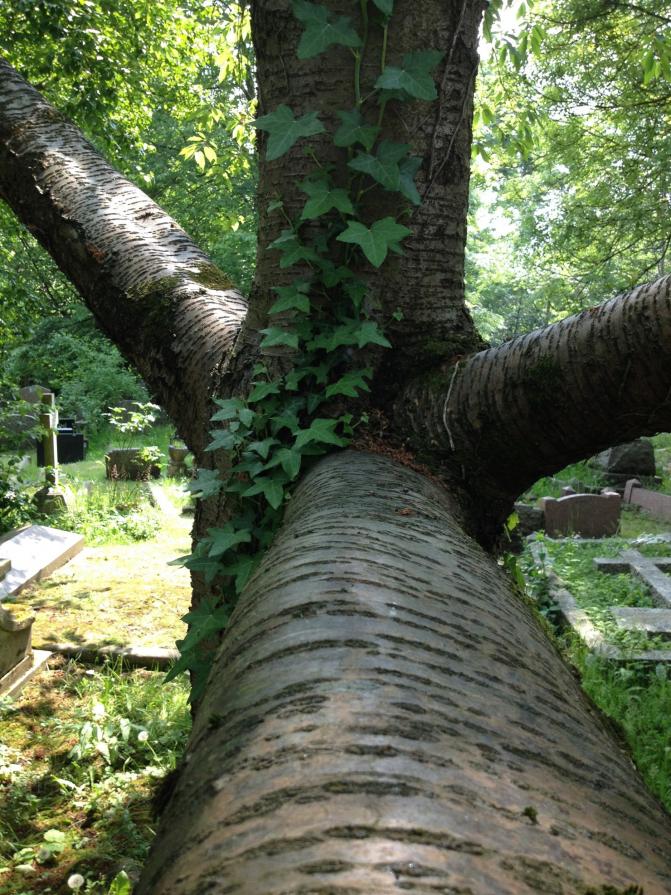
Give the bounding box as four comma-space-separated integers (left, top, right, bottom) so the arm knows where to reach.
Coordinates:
0, 59, 247, 453
138, 451, 671, 895
397, 275, 671, 541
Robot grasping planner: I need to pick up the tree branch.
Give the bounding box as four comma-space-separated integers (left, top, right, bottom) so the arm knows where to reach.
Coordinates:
396, 275, 671, 540
0, 58, 247, 452
137, 450, 671, 894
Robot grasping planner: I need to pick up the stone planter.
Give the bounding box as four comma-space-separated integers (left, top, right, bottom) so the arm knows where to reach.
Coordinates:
105, 447, 161, 481
167, 443, 190, 478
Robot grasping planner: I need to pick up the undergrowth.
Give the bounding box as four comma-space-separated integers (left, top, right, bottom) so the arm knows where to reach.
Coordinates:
0, 660, 190, 895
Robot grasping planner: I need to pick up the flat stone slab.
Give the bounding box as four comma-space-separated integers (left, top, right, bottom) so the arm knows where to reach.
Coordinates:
0, 558, 10, 581
0, 525, 84, 601
611, 607, 671, 636
0, 649, 51, 699
528, 540, 671, 662
594, 550, 671, 608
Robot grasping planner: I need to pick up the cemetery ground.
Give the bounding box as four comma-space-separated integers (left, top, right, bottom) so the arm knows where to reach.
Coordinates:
1, 427, 193, 894
2, 437, 671, 893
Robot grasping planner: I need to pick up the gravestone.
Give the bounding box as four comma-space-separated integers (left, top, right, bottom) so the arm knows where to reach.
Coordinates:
0, 525, 84, 601
18, 383, 50, 404
541, 488, 621, 537
528, 540, 671, 662
623, 478, 671, 522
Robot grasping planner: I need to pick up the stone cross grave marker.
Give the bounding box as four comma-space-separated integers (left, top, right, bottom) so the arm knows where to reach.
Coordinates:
594, 549, 671, 640
34, 392, 73, 513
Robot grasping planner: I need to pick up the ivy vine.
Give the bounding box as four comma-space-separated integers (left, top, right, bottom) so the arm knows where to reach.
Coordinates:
168, 0, 443, 700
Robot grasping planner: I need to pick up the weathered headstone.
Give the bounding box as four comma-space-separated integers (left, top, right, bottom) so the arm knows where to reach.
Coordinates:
18, 383, 50, 404
541, 489, 621, 537
623, 478, 671, 522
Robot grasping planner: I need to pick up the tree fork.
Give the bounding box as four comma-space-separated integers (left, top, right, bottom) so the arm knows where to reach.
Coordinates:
138, 450, 671, 894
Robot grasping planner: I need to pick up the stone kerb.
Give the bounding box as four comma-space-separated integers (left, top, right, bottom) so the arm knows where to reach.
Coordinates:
595, 549, 671, 645
527, 539, 671, 663
541, 488, 621, 538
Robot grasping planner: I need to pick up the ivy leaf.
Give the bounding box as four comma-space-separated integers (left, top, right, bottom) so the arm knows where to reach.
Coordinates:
336, 216, 412, 267
325, 368, 372, 398
371, 0, 394, 14
211, 397, 246, 421
243, 475, 286, 509
206, 428, 242, 452
399, 156, 422, 205
294, 418, 348, 450
246, 437, 280, 459
333, 109, 379, 150
222, 555, 260, 594
348, 140, 409, 191
253, 104, 325, 160
247, 380, 281, 403
376, 49, 445, 101
269, 281, 311, 315
353, 320, 392, 348
299, 179, 355, 219
264, 446, 303, 480
207, 525, 252, 557
292, 0, 361, 59
259, 327, 300, 350
187, 468, 223, 499
269, 230, 320, 268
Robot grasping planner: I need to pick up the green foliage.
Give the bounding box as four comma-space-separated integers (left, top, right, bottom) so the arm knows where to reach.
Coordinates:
0, 452, 40, 535
172, 0, 440, 699
468, 0, 671, 341
376, 49, 444, 101
253, 105, 325, 161
292, 0, 361, 59
570, 648, 671, 813
4, 314, 148, 432
0, 661, 190, 890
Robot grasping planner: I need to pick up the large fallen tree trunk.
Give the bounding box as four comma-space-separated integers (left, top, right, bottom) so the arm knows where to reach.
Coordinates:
138, 451, 671, 894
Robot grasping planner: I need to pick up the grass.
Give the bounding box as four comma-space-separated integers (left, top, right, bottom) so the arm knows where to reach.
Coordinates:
0, 659, 191, 895
565, 640, 671, 811
521, 529, 671, 814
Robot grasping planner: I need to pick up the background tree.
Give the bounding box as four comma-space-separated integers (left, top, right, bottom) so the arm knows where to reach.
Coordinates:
468, 0, 671, 340
2, 1, 671, 892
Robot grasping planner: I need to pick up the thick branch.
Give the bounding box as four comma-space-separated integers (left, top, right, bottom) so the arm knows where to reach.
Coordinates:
137, 450, 671, 894
0, 59, 247, 452
397, 275, 671, 538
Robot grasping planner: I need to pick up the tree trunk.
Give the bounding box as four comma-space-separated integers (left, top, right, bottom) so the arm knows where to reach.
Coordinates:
3, 1, 671, 889
137, 451, 671, 894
